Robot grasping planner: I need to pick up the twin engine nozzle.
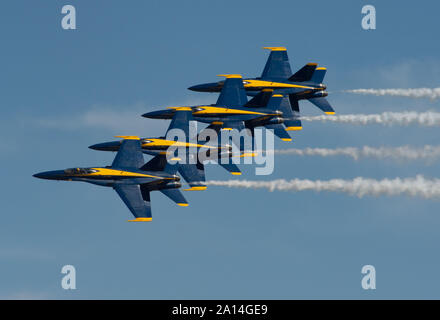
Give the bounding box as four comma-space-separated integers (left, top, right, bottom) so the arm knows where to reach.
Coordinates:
312, 90, 328, 98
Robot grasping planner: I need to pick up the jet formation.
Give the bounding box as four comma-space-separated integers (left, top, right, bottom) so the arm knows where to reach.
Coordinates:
34, 47, 334, 221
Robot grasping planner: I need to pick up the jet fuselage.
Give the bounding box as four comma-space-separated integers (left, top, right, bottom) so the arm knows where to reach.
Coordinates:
33, 167, 179, 188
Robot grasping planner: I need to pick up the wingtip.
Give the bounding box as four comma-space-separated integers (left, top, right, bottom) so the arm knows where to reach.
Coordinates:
183, 186, 207, 191
127, 217, 152, 222
286, 126, 303, 131
177, 203, 189, 207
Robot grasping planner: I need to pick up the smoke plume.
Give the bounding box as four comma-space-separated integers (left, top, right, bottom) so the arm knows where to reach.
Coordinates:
301, 111, 440, 126
345, 88, 440, 100
206, 176, 440, 199
268, 145, 440, 161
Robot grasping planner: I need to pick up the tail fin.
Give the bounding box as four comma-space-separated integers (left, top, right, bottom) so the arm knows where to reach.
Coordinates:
265, 93, 283, 111
140, 154, 167, 172
244, 89, 273, 108
310, 67, 327, 84
216, 74, 248, 107
166, 109, 193, 137
140, 154, 180, 175
111, 136, 144, 169
288, 63, 317, 82
261, 47, 292, 79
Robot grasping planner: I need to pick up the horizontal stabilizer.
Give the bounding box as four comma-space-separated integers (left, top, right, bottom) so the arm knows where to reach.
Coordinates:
284, 119, 302, 131
288, 63, 317, 82
308, 97, 335, 114
265, 123, 292, 141
219, 162, 241, 176
160, 188, 188, 207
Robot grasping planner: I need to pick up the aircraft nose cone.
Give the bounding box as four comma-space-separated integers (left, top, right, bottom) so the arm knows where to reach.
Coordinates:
89, 143, 102, 150
188, 82, 220, 92
142, 110, 172, 119
89, 141, 120, 151
33, 171, 53, 179
188, 84, 204, 91
33, 170, 65, 180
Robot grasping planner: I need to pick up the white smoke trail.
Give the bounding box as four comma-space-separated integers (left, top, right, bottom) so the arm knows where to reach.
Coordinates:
267, 145, 440, 161
345, 88, 440, 100
301, 111, 440, 126
206, 175, 440, 199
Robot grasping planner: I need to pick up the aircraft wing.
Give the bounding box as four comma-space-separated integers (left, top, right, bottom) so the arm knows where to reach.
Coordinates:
114, 184, 152, 221
261, 47, 292, 79
111, 137, 144, 169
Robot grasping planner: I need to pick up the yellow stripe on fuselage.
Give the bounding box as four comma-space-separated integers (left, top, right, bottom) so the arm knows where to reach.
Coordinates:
243, 79, 315, 90
142, 138, 217, 149
192, 106, 268, 116
77, 168, 168, 179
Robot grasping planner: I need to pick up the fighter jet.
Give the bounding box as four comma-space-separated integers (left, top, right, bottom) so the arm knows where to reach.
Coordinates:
89, 110, 243, 191
188, 47, 334, 131
143, 74, 293, 142
33, 136, 188, 222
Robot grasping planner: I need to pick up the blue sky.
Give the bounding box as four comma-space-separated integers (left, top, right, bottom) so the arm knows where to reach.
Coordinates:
1, 0, 440, 299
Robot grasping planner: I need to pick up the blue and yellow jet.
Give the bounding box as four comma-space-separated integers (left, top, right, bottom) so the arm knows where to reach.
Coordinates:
33, 136, 188, 222
89, 110, 242, 191
188, 47, 334, 131
143, 74, 293, 142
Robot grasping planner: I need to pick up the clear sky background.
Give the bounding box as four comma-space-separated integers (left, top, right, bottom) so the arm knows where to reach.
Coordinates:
1, 0, 440, 299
